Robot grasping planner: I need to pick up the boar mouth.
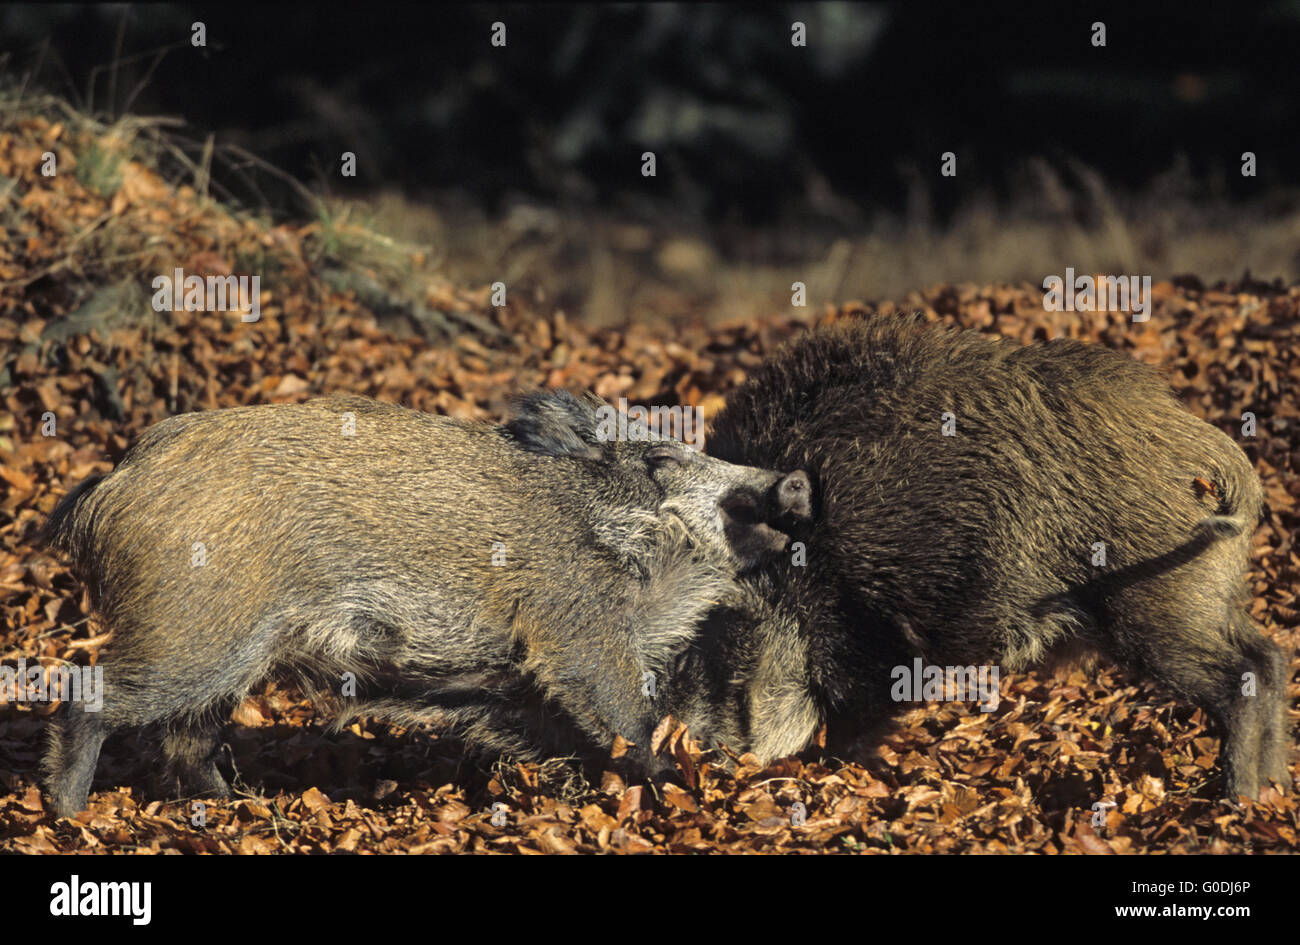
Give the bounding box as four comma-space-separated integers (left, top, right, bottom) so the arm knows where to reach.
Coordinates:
721, 495, 794, 557
720, 493, 764, 525
719, 469, 813, 549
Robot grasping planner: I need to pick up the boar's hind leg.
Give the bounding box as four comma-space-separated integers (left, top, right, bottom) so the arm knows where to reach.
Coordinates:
1121, 617, 1271, 800
161, 709, 233, 800
44, 704, 108, 818
1233, 611, 1293, 793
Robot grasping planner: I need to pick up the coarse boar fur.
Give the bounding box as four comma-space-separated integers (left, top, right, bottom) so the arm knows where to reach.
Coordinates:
39, 391, 811, 816
680, 313, 1290, 800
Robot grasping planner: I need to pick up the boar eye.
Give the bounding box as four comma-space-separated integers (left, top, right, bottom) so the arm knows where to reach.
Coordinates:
645, 446, 687, 469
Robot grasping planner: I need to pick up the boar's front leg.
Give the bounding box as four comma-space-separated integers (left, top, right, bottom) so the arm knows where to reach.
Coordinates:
516, 626, 675, 780
160, 705, 235, 801
44, 703, 109, 819
513, 555, 736, 779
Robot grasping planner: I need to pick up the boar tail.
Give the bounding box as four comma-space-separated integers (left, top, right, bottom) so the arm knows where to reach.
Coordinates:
1193, 471, 1261, 541
1197, 514, 1249, 538
38, 474, 107, 559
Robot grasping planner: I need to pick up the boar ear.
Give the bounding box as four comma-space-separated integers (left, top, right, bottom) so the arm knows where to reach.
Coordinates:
507, 389, 606, 459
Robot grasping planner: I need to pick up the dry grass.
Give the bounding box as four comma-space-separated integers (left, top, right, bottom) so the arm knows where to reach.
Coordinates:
351, 158, 1300, 327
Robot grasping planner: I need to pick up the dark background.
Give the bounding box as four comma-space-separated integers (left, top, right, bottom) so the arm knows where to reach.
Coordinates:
4, 1, 1297, 225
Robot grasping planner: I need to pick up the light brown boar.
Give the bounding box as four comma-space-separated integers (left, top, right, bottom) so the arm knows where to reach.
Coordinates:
40, 391, 810, 816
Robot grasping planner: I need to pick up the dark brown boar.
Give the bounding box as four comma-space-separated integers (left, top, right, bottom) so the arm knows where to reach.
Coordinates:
686, 313, 1290, 800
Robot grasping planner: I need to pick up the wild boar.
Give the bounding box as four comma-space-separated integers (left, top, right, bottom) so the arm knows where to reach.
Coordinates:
684, 313, 1290, 800
39, 391, 811, 816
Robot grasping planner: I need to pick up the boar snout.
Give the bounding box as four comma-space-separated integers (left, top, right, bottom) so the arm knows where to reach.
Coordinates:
719, 469, 811, 561
647, 444, 806, 570
771, 469, 812, 527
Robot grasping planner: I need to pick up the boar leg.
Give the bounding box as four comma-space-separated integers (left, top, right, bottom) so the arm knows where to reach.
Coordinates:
1215, 685, 1266, 801
518, 644, 673, 780
549, 669, 673, 779
44, 705, 108, 818
161, 715, 232, 799
1233, 612, 1293, 792
1123, 625, 1269, 800
515, 559, 734, 780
